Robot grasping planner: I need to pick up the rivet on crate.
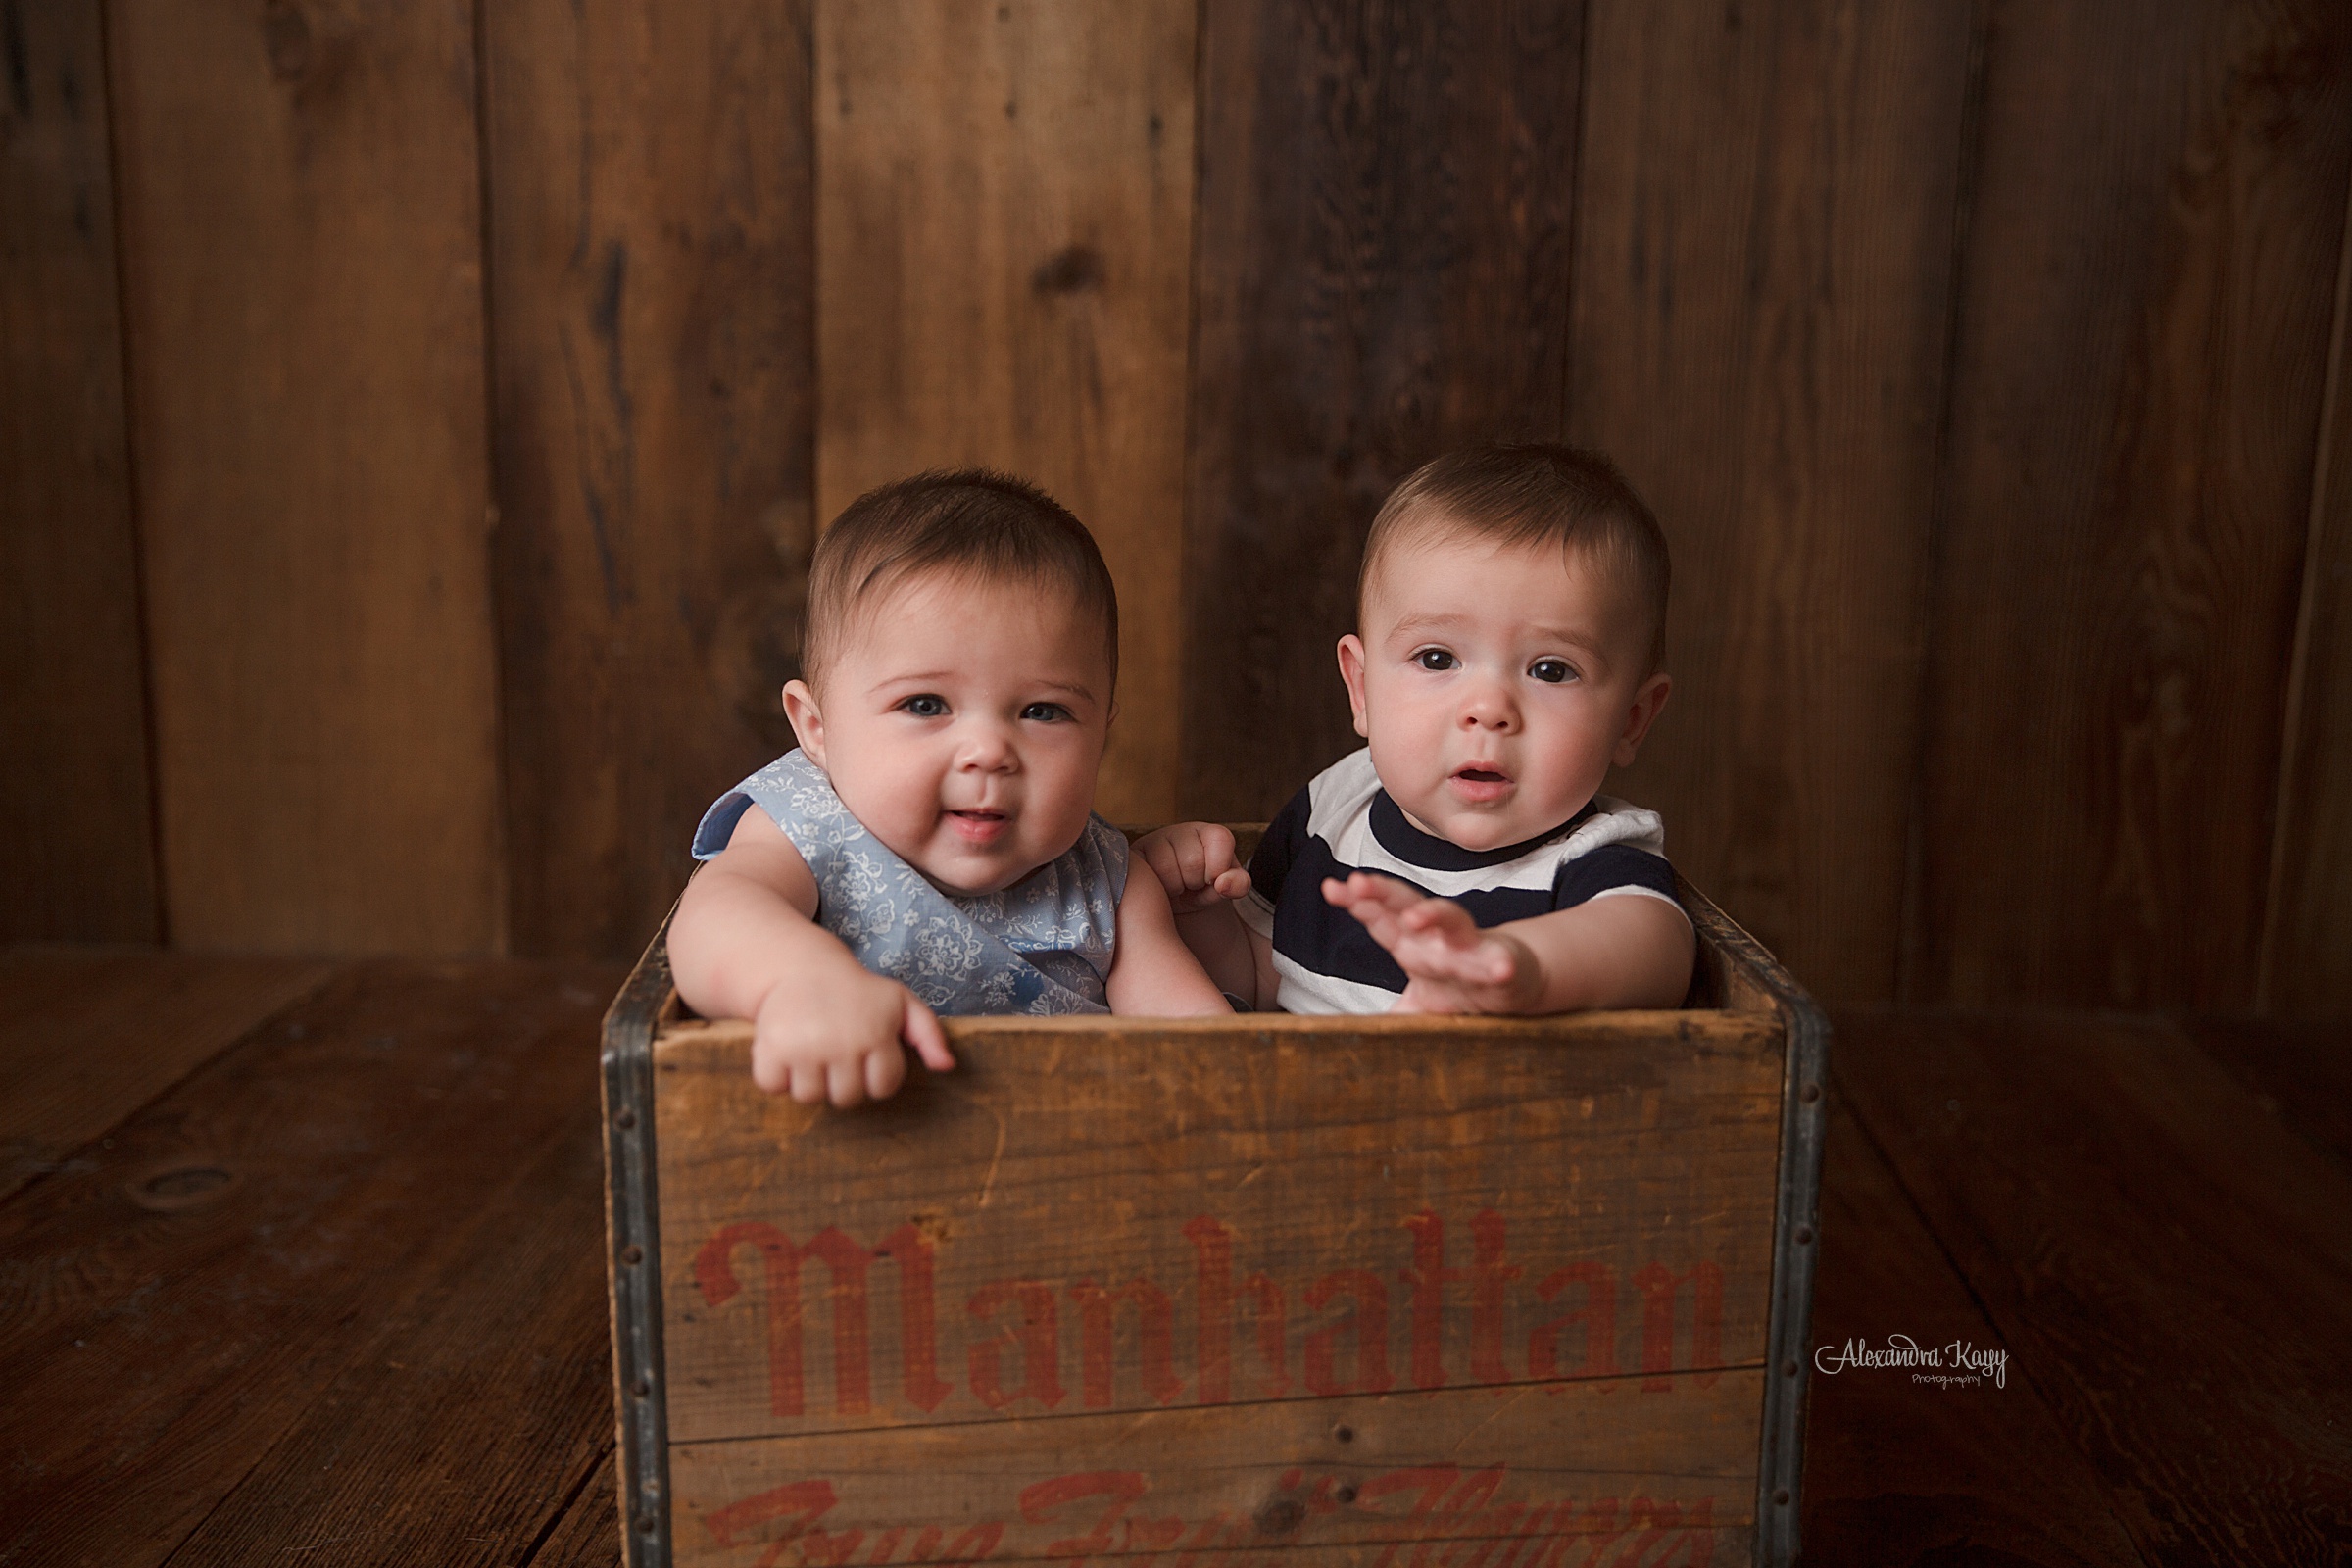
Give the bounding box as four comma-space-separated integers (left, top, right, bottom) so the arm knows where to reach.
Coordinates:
1801, 1082, 1820, 1103
1775, 1489, 1791, 1506
621, 1244, 644, 1265
1794, 1226, 1814, 1245
616, 1107, 637, 1129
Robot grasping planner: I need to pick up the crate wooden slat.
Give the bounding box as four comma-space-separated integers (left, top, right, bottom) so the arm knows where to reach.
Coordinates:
603, 836, 1827, 1568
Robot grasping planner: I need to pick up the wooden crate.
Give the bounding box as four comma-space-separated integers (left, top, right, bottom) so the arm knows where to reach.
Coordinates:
600, 840, 1827, 1568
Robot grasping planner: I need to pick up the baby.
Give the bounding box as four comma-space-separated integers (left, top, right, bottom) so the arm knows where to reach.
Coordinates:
669, 470, 1230, 1105
1141, 443, 1693, 1014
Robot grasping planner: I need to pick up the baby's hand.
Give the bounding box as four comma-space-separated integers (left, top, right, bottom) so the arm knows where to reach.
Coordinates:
750, 965, 955, 1106
1323, 872, 1541, 1014
1135, 822, 1252, 914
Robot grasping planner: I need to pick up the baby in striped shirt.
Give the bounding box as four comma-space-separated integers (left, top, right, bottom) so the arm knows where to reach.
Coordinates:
1138, 443, 1693, 1015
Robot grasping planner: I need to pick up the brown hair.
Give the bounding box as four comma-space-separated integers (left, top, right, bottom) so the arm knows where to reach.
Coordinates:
801, 469, 1119, 689
1358, 443, 1671, 671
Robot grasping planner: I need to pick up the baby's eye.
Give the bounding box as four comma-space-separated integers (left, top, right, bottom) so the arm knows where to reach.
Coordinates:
1413, 648, 1458, 672
1528, 658, 1577, 684
899, 694, 950, 718
1020, 701, 1072, 723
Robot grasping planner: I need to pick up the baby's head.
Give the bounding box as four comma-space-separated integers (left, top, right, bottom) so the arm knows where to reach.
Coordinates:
783, 470, 1119, 896
1338, 443, 1673, 852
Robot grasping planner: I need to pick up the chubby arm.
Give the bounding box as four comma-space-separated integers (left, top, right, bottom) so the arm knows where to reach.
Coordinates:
1103, 861, 1235, 1015
1132, 822, 1279, 1009
668, 807, 953, 1104
1324, 872, 1693, 1014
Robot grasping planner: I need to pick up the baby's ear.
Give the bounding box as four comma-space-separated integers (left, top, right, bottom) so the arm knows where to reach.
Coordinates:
1337, 635, 1372, 739
1612, 672, 1672, 767
781, 679, 826, 765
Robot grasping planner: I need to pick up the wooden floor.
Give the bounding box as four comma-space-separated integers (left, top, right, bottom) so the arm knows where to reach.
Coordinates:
0, 950, 2345, 1566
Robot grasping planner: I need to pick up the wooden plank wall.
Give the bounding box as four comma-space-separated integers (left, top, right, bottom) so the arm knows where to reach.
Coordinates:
1566, 0, 1975, 1004
1182, 0, 1584, 821
4, 0, 2349, 1015
105, 0, 507, 954
816, 0, 1198, 826
0, 0, 157, 942
1905, 0, 2352, 1009
481, 0, 816, 962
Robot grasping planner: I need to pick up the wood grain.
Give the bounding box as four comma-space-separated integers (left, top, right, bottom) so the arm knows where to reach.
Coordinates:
1180, 0, 1584, 822
815, 0, 1197, 824
2260, 166, 2352, 1016
655, 1013, 1783, 1446
1905, 0, 2352, 1007
1802, 1079, 2142, 1566
670, 1373, 1757, 1568
2180, 1014, 2352, 1175
1834, 1010, 2352, 1563
0, 0, 160, 943
527, 1450, 624, 1568
105, 0, 503, 954
0, 959, 618, 1568
157, 1083, 614, 1566
483, 0, 817, 964
1568, 0, 1976, 1005
0, 945, 329, 1201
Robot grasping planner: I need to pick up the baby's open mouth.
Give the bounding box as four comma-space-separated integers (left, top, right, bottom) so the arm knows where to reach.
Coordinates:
947, 808, 1009, 841
1450, 766, 1512, 802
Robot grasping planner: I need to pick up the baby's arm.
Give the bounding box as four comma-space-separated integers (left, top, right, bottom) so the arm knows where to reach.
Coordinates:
668, 807, 954, 1104
1324, 872, 1692, 1014
1132, 823, 1277, 1008
1103, 863, 1236, 1015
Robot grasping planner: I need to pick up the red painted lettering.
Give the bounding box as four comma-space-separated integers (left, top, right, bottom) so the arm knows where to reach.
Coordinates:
1401, 1210, 1466, 1391
1528, 1262, 1617, 1382
1617, 1498, 1683, 1566
1451, 1500, 1537, 1568
1067, 1278, 1181, 1408
694, 1221, 948, 1419
875, 1224, 953, 1411
899, 1521, 1007, 1568
695, 1224, 872, 1417
937, 1523, 1006, 1568
1417, 1465, 1506, 1568
1356, 1465, 1460, 1568
704, 1479, 840, 1568
1018, 1470, 1152, 1561
1632, 1262, 1723, 1390
1470, 1210, 1522, 1383
1183, 1216, 1234, 1403
1679, 1496, 1716, 1568
1246, 1270, 1290, 1397
1303, 1268, 1393, 1396
1483, 1500, 1557, 1568
1165, 1510, 1232, 1568
1566, 1497, 1624, 1568
967, 1279, 1065, 1410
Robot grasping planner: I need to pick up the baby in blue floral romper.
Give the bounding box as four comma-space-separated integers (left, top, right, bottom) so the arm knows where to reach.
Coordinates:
668, 470, 1230, 1106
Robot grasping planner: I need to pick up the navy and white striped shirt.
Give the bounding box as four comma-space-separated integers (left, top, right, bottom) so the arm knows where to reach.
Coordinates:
1238, 749, 1685, 1014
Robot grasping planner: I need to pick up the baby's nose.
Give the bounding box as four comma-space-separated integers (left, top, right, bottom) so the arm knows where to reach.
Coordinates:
1459, 685, 1518, 729
957, 721, 1019, 768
